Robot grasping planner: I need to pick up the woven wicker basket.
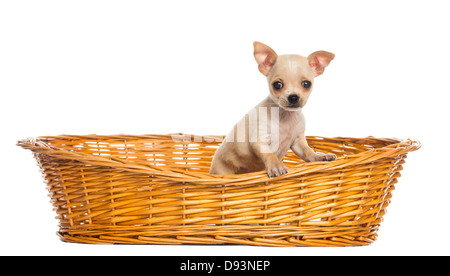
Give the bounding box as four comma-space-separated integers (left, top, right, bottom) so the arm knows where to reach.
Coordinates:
18, 134, 420, 247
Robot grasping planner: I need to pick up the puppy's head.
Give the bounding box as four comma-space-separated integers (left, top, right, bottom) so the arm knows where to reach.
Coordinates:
253, 41, 334, 111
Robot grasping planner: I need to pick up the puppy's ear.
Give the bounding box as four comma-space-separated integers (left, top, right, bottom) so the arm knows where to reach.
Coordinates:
307, 51, 335, 76
253, 41, 278, 76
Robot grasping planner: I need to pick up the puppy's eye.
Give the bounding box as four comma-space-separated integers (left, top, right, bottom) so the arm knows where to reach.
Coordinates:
302, 81, 311, 89
273, 81, 283, 90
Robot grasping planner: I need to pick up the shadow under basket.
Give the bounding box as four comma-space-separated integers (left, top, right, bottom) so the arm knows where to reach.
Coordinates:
18, 134, 420, 247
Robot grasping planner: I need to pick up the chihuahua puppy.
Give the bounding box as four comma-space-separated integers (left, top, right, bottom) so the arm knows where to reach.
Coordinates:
210, 42, 336, 177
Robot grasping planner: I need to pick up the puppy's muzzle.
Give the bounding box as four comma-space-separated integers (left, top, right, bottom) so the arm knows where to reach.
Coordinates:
288, 94, 299, 104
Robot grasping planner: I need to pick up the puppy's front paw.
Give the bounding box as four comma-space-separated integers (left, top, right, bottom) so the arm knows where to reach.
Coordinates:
267, 162, 288, 178
315, 152, 336, 162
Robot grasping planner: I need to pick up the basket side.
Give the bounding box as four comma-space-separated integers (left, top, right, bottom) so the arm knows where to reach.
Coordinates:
17, 135, 421, 186
32, 152, 75, 231
49, 150, 409, 246
18, 135, 420, 246
33, 153, 168, 230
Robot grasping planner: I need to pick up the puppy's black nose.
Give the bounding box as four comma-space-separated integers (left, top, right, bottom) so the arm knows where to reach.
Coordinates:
288, 95, 299, 104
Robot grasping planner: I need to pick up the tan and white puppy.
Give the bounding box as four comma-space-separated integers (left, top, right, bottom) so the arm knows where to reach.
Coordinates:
210, 42, 336, 177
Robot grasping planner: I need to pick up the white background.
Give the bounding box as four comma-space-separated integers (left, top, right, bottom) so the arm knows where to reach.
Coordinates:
1, 0, 449, 256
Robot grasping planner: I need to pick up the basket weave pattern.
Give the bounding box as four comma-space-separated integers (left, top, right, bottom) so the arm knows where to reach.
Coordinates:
18, 134, 420, 246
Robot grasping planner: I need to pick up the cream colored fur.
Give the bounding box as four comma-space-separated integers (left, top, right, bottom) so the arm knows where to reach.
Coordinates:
210, 42, 336, 177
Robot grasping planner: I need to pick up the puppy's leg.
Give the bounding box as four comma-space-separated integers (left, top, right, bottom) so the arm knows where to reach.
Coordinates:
251, 142, 288, 177
291, 135, 336, 162
209, 158, 236, 175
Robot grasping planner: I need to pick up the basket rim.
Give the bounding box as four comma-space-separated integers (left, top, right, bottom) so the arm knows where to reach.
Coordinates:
17, 134, 421, 185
